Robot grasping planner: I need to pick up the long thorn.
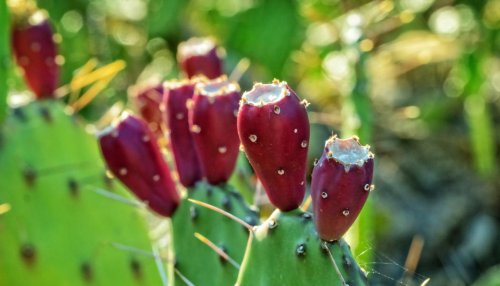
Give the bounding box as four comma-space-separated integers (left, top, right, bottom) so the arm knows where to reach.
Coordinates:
89, 187, 145, 208
194, 232, 240, 270
420, 278, 430, 286
322, 241, 347, 285
111, 242, 156, 258
400, 235, 424, 284
229, 58, 250, 82
174, 268, 195, 286
152, 245, 169, 286
188, 198, 253, 232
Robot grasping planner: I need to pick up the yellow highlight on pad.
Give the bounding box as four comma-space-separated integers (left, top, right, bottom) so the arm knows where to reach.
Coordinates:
0, 203, 11, 215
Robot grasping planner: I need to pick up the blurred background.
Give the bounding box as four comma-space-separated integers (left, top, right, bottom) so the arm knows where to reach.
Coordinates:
4, 0, 500, 285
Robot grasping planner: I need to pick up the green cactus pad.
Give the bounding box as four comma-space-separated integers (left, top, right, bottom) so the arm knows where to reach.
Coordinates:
0, 100, 162, 286
237, 209, 368, 286
171, 182, 257, 286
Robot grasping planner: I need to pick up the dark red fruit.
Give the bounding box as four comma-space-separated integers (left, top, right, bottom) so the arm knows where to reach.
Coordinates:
163, 80, 202, 187
130, 84, 164, 136
311, 136, 374, 241
237, 80, 310, 211
99, 114, 179, 217
189, 76, 240, 185
177, 37, 223, 79
12, 12, 59, 99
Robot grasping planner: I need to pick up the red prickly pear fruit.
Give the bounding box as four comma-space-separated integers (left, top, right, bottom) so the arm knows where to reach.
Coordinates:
12, 11, 59, 99
177, 37, 223, 80
189, 76, 241, 185
311, 136, 374, 241
130, 84, 164, 136
163, 80, 202, 187
237, 80, 310, 211
98, 113, 180, 217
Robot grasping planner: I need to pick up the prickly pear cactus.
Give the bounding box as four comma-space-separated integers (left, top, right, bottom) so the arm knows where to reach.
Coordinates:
236, 209, 368, 286
171, 182, 257, 286
0, 100, 162, 286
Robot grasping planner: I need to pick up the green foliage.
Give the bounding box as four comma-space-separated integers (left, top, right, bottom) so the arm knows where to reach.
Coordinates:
171, 182, 257, 286
223, 0, 302, 78
237, 209, 368, 286
0, 101, 161, 286
473, 265, 500, 286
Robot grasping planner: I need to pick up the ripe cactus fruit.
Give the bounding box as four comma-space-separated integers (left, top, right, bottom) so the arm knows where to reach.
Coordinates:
163, 80, 202, 187
189, 76, 241, 185
177, 37, 223, 79
236, 209, 368, 285
130, 84, 164, 136
237, 80, 309, 211
12, 11, 59, 99
99, 113, 179, 217
311, 136, 374, 241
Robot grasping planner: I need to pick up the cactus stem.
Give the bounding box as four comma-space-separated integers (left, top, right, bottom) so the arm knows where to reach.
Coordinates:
188, 198, 254, 232
321, 241, 348, 285
194, 232, 240, 269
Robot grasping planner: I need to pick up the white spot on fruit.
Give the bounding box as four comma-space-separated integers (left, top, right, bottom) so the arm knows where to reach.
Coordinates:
153, 175, 160, 182
294, 129, 298, 133
218, 146, 227, 154
191, 125, 201, 133
342, 209, 350, 216
321, 192, 328, 199
142, 135, 150, 142
273, 105, 280, 114
119, 168, 128, 176
364, 184, 370, 191
176, 113, 184, 120
277, 168, 285, 175
249, 134, 257, 142
301, 140, 308, 148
